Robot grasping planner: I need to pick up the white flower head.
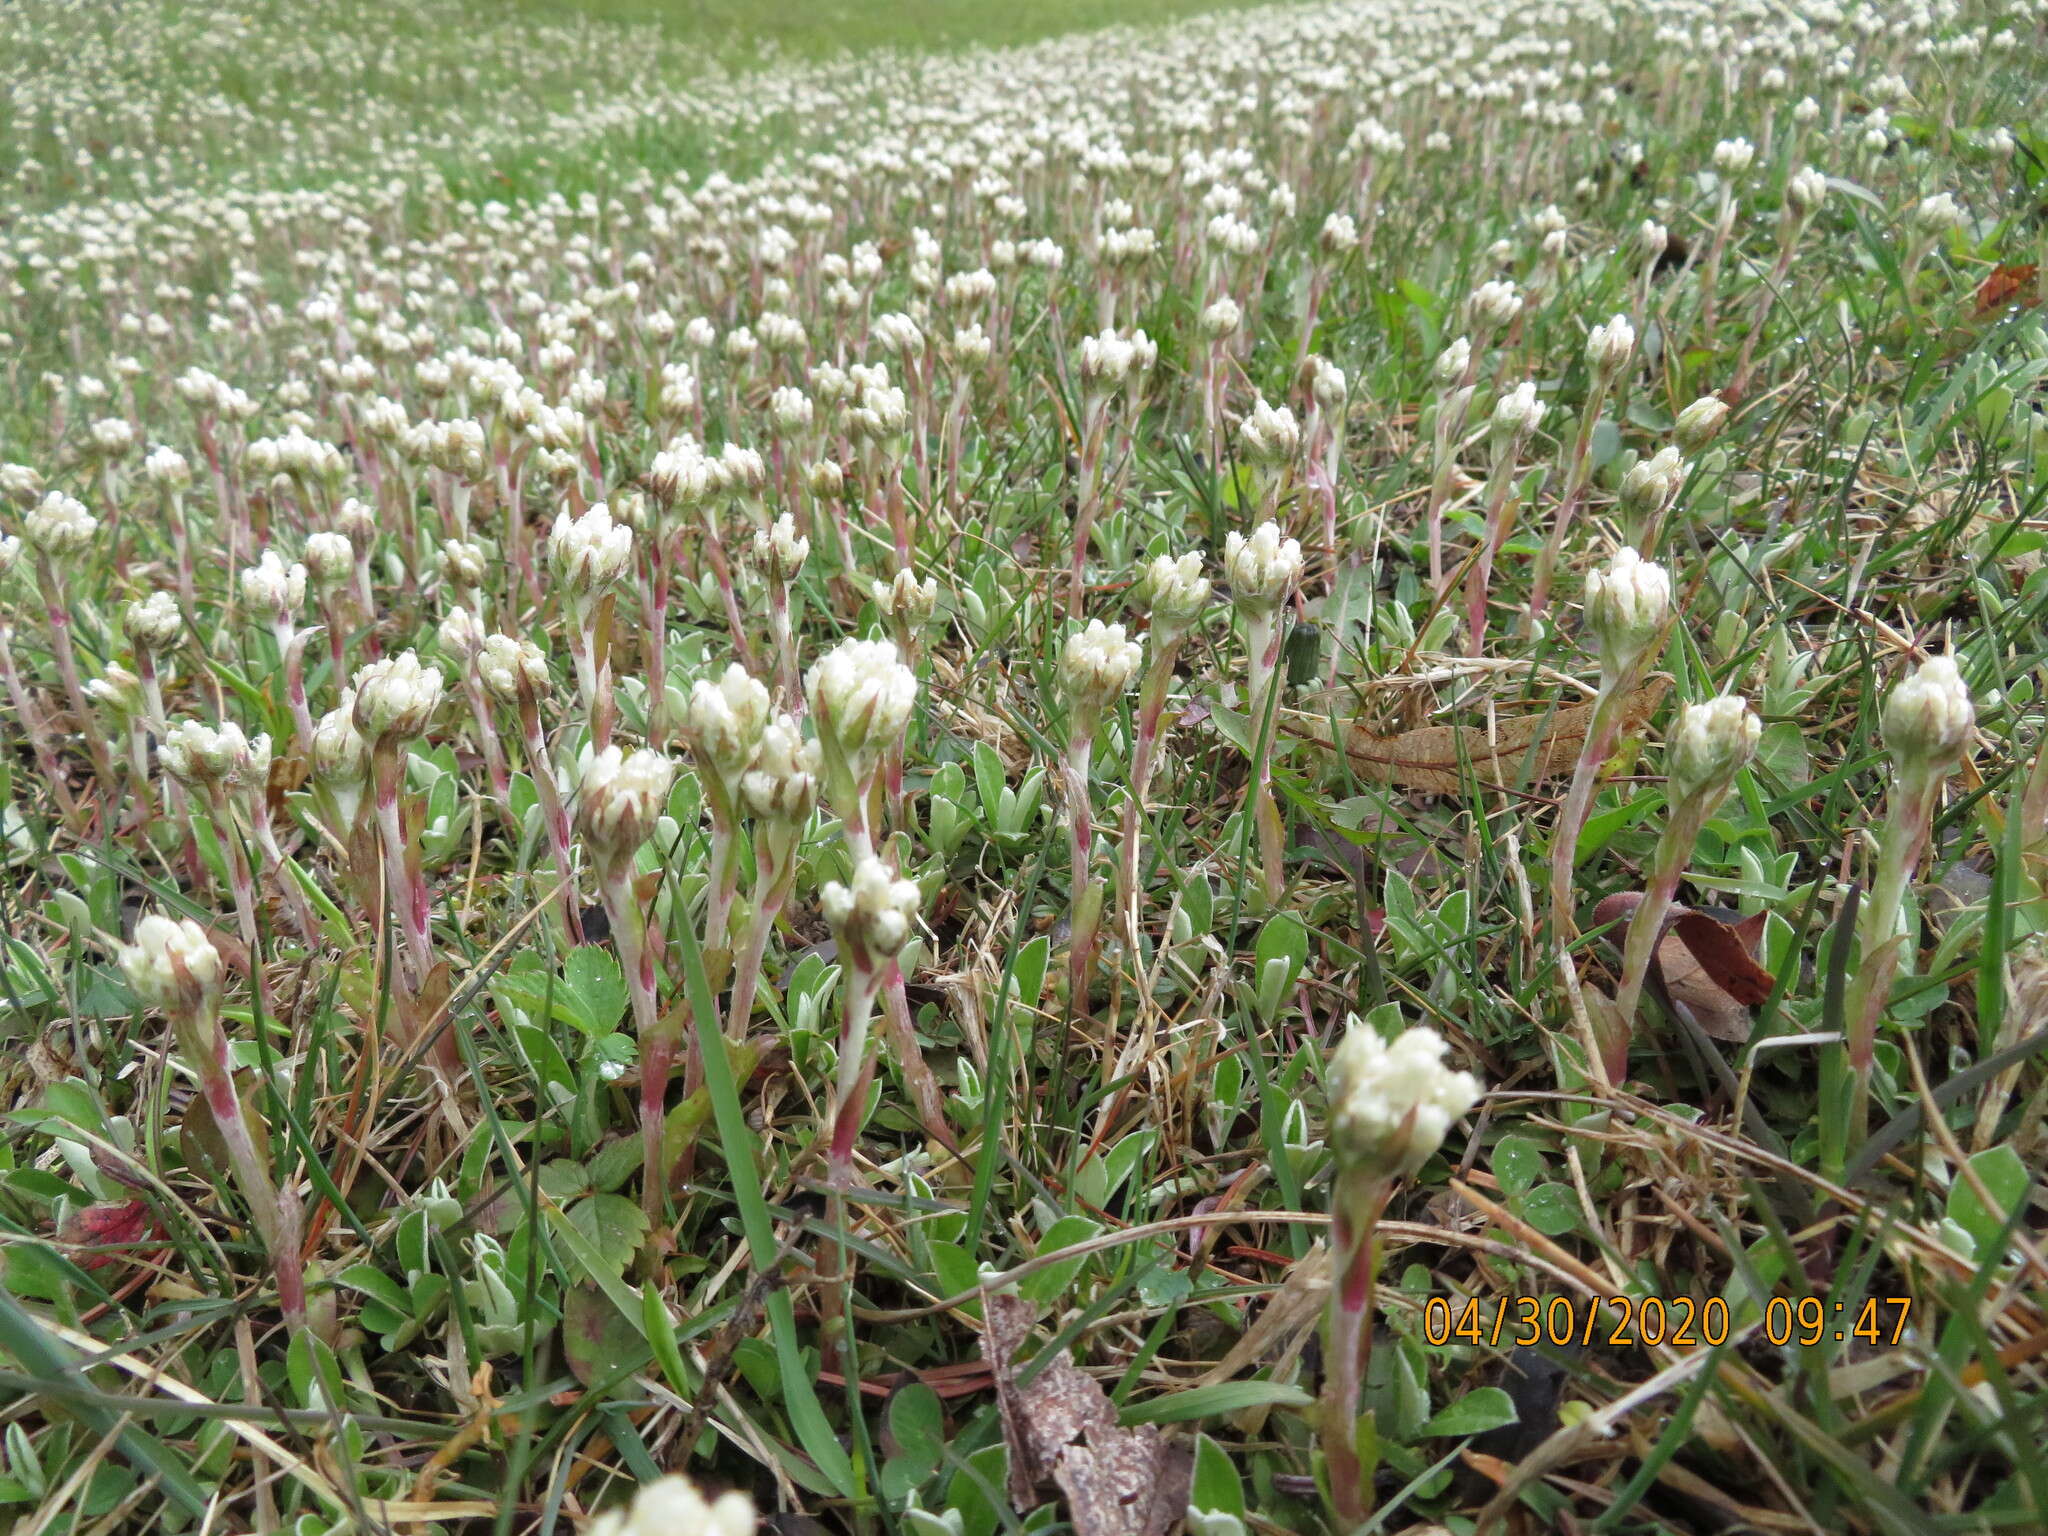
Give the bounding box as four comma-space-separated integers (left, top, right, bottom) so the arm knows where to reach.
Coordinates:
1141, 550, 1211, 641
1586, 313, 1635, 379
311, 690, 369, 785
872, 568, 939, 630
1224, 521, 1304, 615
741, 714, 822, 827
25, 492, 96, 560
1667, 695, 1761, 809
685, 663, 773, 788
476, 634, 550, 703
1490, 381, 1546, 443
119, 914, 223, 1017
1060, 619, 1143, 717
159, 718, 257, 787
577, 746, 677, 861
821, 854, 922, 972
1326, 1021, 1481, 1177
303, 530, 354, 589
1673, 396, 1730, 454
1618, 447, 1686, 517
1238, 398, 1301, 464
1582, 547, 1671, 679
123, 591, 183, 653
752, 514, 810, 582
585, 1474, 755, 1536
805, 637, 918, 796
352, 651, 445, 742
239, 550, 306, 620
1883, 655, 1974, 780
549, 501, 634, 601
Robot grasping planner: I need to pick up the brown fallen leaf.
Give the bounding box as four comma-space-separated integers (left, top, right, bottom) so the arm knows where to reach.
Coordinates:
1298, 677, 1671, 795
984, 1294, 1190, 1536
1974, 263, 2041, 316
1592, 892, 1773, 1041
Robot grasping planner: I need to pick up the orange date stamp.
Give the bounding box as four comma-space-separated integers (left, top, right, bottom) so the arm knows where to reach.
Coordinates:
1425, 1294, 1915, 1349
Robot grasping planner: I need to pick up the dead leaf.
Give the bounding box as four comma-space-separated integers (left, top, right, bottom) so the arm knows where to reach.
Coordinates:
1591, 893, 1774, 1041
1974, 263, 2040, 315
56, 1200, 158, 1269
1306, 677, 1670, 795
984, 1294, 1189, 1536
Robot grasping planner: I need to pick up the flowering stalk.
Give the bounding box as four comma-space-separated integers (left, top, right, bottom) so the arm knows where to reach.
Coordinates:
0, 615, 72, 811
1059, 620, 1143, 1013
352, 652, 445, 995
119, 915, 307, 1327
752, 515, 810, 708
1121, 554, 1211, 936
549, 501, 633, 751
1696, 139, 1753, 340
1549, 549, 1672, 1087
1466, 382, 1545, 653
726, 717, 819, 1038
1529, 315, 1633, 623
1607, 696, 1759, 1080
1731, 168, 1826, 397
1320, 1022, 1480, 1526
682, 664, 772, 960
160, 721, 271, 963
820, 857, 922, 1186
1831, 656, 1974, 1171
1227, 522, 1304, 905
1423, 342, 1477, 597
24, 494, 118, 787
479, 635, 582, 944
578, 747, 680, 1227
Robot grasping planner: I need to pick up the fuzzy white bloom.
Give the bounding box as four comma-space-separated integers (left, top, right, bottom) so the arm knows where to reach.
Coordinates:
577, 746, 677, 858
240, 550, 306, 619
1467, 279, 1522, 331
1079, 329, 1137, 393
1586, 313, 1635, 378
1712, 137, 1756, 177
438, 605, 485, 662
1141, 551, 1211, 640
1326, 1021, 1481, 1177
1674, 396, 1731, 454
685, 664, 773, 785
1434, 337, 1472, 386
1785, 165, 1829, 218
310, 690, 369, 784
1583, 548, 1671, 678
1307, 356, 1348, 413
1636, 220, 1669, 259
0, 534, 19, 581
1199, 297, 1242, 339
143, 446, 192, 490
1618, 447, 1686, 517
753, 513, 810, 581
586, 1476, 754, 1536
1237, 399, 1300, 463
89, 418, 135, 458
1911, 192, 1967, 235
741, 714, 822, 826
1224, 521, 1304, 615
86, 664, 144, 715
303, 531, 354, 589
123, 591, 183, 652
119, 914, 223, 1016
1490, 381, 1546, 442
438, 539, 487, 591
352, 651, 445, 741
770, 387, 814, 432
25, 492, 96, 559
160, 718, 261, 787
1060, 620, 1143, 715
806, 638, 918, 789
476, 635, 549, 702
873, 568, 939, 630
1666, 695, 1761, 807
1883, 655, 1975, 779
821, 854, 923, 971
549, 502, 634, 600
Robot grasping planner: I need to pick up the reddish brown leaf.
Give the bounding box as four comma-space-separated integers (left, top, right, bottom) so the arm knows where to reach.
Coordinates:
1669, 910, 1774, 1005
57, 1201, 156, 1269
1975, 263, 2041, 315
